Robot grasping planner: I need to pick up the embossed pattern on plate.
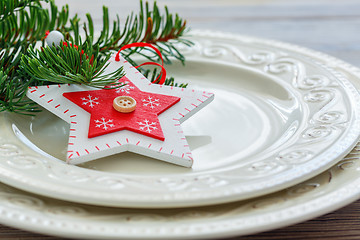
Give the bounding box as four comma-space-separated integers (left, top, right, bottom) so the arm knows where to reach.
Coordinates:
1, 31, 360, 208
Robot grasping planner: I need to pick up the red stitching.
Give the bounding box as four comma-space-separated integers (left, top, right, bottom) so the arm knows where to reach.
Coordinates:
179, 113, 184, 117
69, 129, 75, 131
136, 141, 140, 146
202, 94, 210, 98
191, 103, 198, 108
68, 154, 73, 158
106, 144, 111, 148
188, 156, 193, 160
95, 146, 100, 151
46, 85, 50, 88
64, 109, 69, 113
148, 144, 152, 148
58, 84, 61, 88
159, 147, 163, 152
126, 138, 129, 143
174, 124, 180, 126
68, 143, 74, 145
85, 149, 89, 154
177, 131, 183, 133
70, 115, 76, 118
197, 99, 204, 103
181, 153, 184, 158
173, 118, 179, 121
71, 121, 77, 124
67, 150, 73, 152
184, 145, 189, 147
55, 104, 60, 108
47, 99, 53, 103
76, 151, 80, 156
185, 108, 191, 112
117, 141, 122, 145
181, 138, 186, 140
170, 150, 174, 155
30, 90, 37, 93
69, 136, 76, 138
39, 94, 45, 98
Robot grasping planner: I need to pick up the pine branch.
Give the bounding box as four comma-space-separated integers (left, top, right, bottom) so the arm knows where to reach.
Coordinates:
79, 0, 192, 87
19, 42, 125, 88
0, 0, 191, 115
0, 0, 74, 114
0, 0, 45, 20
0, 68, 39, 114
82, 0, 193, 65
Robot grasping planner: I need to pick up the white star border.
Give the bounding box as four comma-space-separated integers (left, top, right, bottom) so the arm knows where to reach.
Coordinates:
26, 54, 214, 167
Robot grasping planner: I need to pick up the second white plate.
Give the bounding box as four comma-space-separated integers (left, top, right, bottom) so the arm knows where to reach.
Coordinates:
1, 31, 360, 208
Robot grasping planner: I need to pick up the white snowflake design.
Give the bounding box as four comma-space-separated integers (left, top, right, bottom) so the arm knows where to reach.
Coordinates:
95, 117, 114, 130
116, 81, 135, 94
81, 94, 99, 108
138, 119, 157, 133
142, 96, 160, 109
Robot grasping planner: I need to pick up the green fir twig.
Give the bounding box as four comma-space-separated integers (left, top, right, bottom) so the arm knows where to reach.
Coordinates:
0, 0, 192, 115
0, 68, 39, 115
0, 0, 74, 114
20, 42, 124, 88
81, 0, 192, 82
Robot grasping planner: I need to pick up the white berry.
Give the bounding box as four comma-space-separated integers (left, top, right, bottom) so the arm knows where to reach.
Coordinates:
45, 30, 64, 47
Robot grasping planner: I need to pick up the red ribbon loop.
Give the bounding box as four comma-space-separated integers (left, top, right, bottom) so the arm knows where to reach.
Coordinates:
115, 42, 164, 66
136, 62, 167, 85
115, 43, 166, 85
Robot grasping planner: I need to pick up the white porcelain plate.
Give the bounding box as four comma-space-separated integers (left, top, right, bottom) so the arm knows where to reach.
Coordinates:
1, 31, 360, 208
0, 106, 360, 240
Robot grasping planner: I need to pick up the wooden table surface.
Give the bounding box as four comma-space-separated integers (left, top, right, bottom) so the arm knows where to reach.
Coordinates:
2, 0, 360, 239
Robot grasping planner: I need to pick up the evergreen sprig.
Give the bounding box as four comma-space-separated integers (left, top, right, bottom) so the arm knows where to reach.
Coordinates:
81, 0, 192, 65
78, 0, 192, 85
0, 0, 44, 20
0, 0, 191, 115
0, 0, 75, 114
20, 42, 124, 88
0, 68, 39, 114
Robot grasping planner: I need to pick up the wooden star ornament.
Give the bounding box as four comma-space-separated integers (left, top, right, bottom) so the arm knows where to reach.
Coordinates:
26, 54, 214, 167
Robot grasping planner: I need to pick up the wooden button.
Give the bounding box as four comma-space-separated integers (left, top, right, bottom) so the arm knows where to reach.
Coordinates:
113, 96, 136, 113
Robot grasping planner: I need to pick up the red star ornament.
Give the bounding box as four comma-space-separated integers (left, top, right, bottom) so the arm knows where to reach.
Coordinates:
26, 54, 214, 167
62, 77, 180, 141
